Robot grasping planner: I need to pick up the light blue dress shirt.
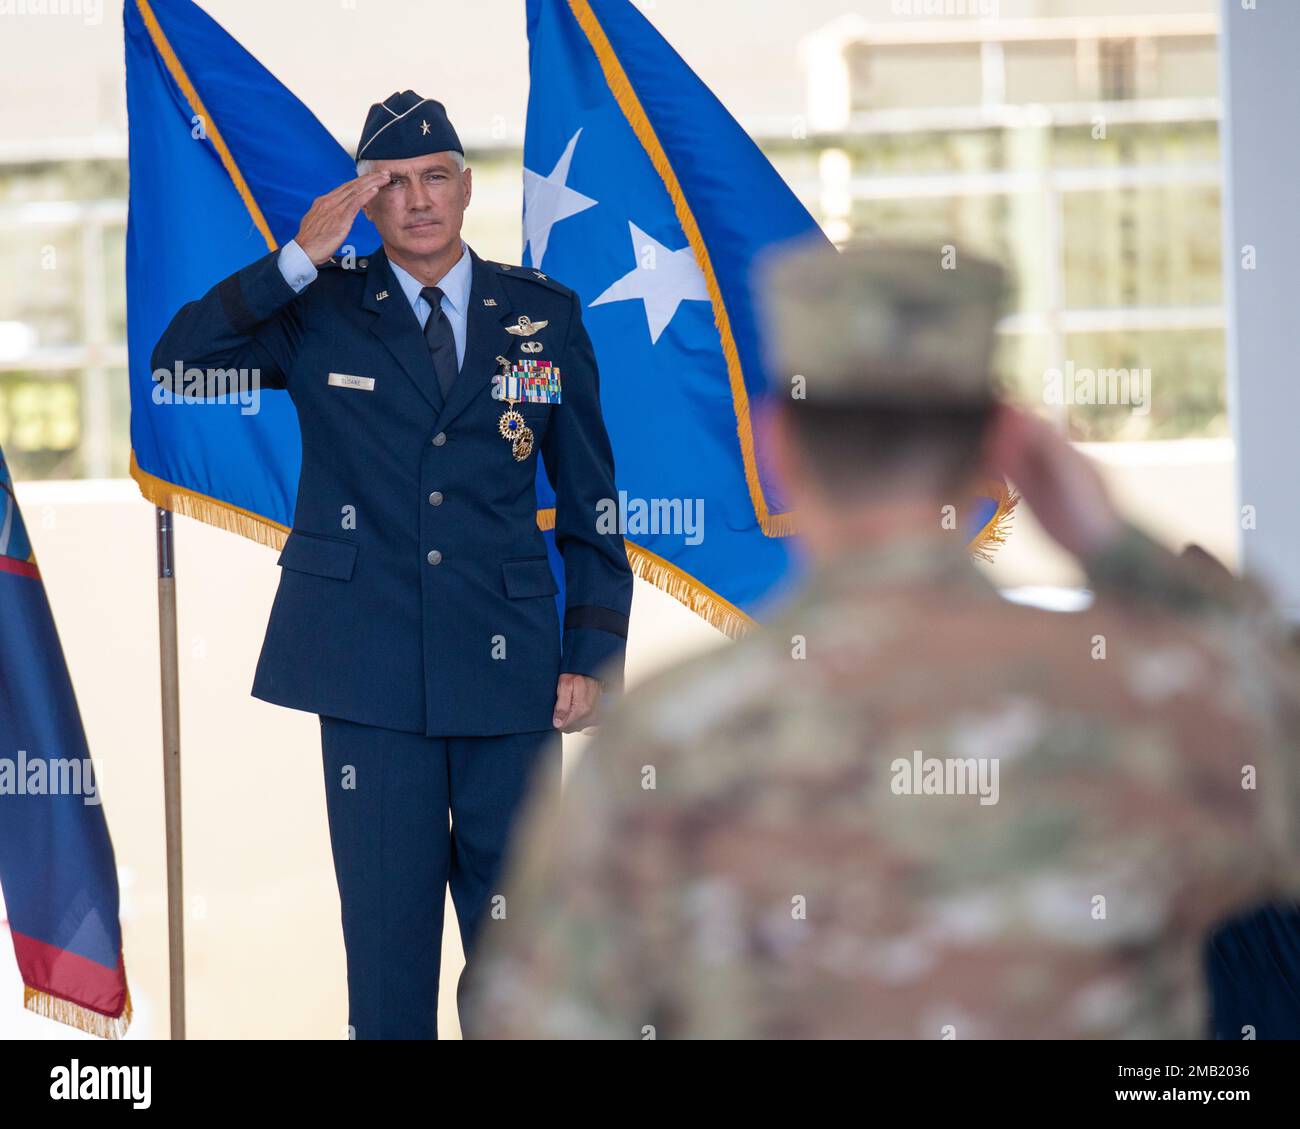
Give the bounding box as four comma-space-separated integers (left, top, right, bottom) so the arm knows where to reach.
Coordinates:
277, 238, 472, 370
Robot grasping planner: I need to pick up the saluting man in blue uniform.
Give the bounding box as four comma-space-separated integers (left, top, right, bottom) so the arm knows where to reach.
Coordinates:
152, 91, 633, 1039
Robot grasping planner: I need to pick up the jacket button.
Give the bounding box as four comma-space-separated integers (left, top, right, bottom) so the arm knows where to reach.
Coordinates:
428, 491, 443, 506
426, 549, 442, 565
432, 432, 447, 446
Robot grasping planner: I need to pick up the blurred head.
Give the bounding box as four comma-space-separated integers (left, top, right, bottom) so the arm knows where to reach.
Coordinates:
755, 237, 1006, 551
768, 399, 996, 508
354, 91, 469, 263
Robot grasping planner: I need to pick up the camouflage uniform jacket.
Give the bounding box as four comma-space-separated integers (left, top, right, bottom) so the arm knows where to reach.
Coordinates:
465, 527, 1300, 1039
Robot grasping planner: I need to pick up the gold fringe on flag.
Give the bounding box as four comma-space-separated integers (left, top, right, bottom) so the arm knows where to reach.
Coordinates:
535, 506, 756, 638
966, 478, 1019, 564
130, 466, 1011, 643
131, 451, 289, 550
24, 984, 133, 1040
624, 541, 755, 640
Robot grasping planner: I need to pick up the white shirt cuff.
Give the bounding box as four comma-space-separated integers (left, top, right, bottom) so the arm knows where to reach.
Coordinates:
277, 240, 318, 292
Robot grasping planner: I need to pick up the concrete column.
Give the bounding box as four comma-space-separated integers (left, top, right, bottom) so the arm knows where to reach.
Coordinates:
1219, 0, 1300, 621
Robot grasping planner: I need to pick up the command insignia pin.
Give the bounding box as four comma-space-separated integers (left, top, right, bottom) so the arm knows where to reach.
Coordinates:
505, 315, 548, 337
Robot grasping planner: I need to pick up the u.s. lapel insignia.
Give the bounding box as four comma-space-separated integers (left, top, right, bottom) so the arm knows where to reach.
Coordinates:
521, 340, 543, 354
375, 290, 389, 301
482, 297, 497, 307
505, 315, 549, 337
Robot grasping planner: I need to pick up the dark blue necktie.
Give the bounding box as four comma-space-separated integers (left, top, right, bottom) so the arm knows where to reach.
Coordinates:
420, 286, 457, 400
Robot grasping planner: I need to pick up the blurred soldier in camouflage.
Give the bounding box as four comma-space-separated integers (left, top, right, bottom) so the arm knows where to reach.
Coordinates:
462, 239, 1300, 1039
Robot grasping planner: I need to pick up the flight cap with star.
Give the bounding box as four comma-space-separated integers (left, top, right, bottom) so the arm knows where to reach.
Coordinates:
755, 235, 1006, 408
355, 90, 463, 163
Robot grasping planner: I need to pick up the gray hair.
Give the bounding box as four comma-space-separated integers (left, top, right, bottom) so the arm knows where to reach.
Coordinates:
356, 151, 465, 177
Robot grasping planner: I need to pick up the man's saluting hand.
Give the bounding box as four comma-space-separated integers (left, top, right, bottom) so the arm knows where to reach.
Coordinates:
294, 171, 391, 265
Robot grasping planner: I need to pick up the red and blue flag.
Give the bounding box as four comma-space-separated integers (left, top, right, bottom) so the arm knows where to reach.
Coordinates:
0, 446, 131, 1037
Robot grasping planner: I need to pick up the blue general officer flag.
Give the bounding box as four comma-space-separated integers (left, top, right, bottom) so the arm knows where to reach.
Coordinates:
125, 0, 377, 543
524, 0, 813, 634
524, 0, 1015, 634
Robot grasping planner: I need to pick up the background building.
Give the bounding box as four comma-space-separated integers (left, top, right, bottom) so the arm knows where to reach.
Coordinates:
793, 6, 1222, 442
0, 0, 1223, 480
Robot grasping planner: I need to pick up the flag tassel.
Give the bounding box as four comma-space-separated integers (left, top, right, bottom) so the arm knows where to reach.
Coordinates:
623, 541, 754, 640
23, 984, 133, 1041
967, 480, 1019, 564
131, 451, 287, 550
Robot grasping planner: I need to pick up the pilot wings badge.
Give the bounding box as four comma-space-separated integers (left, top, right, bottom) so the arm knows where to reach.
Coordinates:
504, 315, 548, 337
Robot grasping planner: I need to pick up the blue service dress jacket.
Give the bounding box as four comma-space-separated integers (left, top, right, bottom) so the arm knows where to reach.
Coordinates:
150, 244, 633, 736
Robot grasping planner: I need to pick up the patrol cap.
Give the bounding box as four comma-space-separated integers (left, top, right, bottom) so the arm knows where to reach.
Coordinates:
355, 90, 463, 162
756, 236, 1006, 408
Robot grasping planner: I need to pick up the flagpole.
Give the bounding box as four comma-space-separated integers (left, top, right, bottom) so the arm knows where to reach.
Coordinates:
154, 506, 187, 1039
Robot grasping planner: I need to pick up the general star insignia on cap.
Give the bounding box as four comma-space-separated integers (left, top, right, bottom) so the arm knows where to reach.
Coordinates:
355, 90, 463, 162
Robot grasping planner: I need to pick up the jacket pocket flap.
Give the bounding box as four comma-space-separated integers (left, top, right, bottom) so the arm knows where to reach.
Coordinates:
502, 557, 558, 599
278, 532, 357, 580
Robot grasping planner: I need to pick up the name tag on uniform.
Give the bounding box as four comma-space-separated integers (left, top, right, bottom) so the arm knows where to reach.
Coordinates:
328, 372, 376, 392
